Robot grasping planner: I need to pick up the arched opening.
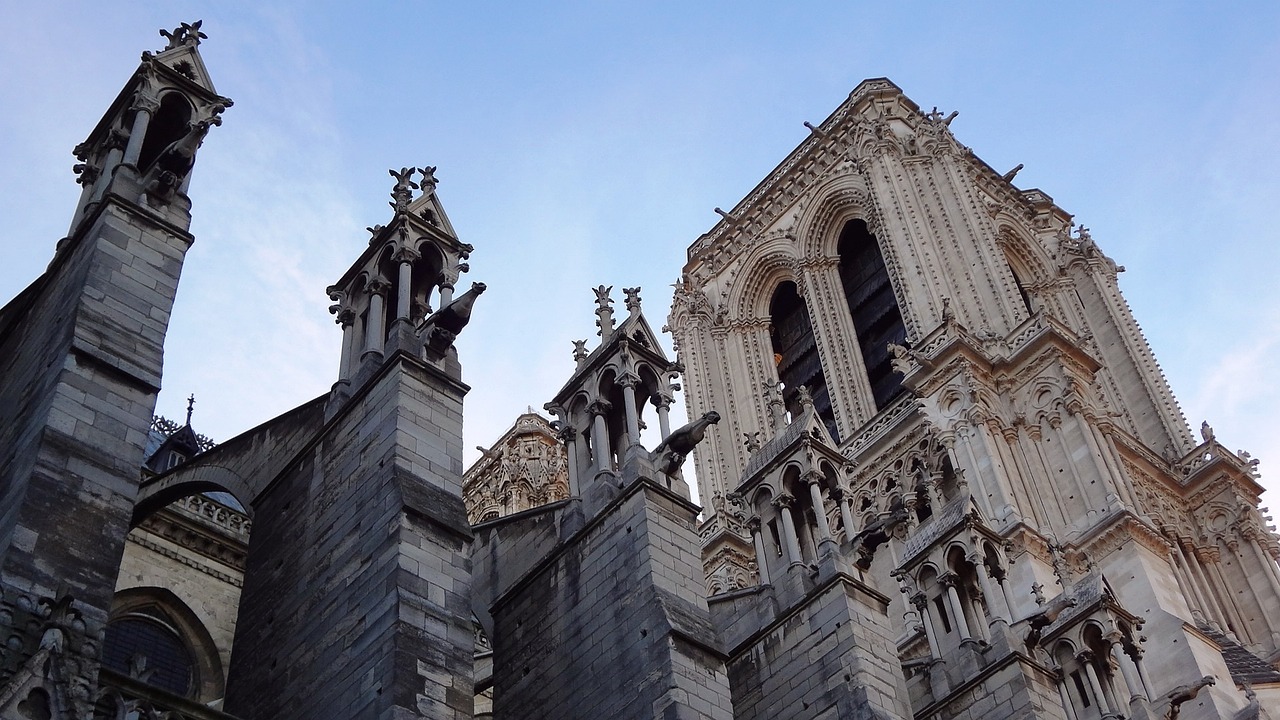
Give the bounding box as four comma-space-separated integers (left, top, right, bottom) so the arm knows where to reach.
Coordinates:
836, 220, 907, 411
769, 281, 839, 441
101, 588, 226, 703
137, 93, 193, 172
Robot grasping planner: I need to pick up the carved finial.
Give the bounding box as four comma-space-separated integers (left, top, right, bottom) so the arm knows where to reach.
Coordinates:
389, 167, 419, 212
1075, 223, 1093, 248
572, 339, 589, 365
623, 287, 642, 314
794, 385, 815, 412
593, 285, 615, 337
1200, 421, 1214, 443
159, 21, 207, 51
417, 166, 438, 190
186, 394, 195, 425
941, 296, 955, 323
763, 381, 786, 431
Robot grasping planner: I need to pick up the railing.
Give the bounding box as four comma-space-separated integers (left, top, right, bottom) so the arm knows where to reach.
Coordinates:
95, 670, 241, 720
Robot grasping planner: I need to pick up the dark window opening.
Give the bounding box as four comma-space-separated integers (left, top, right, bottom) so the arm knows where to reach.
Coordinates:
837, 220, 907, 410
1071, 670, 1090, 707
137, 94, 193, 172
769, 281, 839, 441
101, 614, 194, 697
933, 596, 952, 633
1009, 263, 1033, 315
767, 519, 783, 557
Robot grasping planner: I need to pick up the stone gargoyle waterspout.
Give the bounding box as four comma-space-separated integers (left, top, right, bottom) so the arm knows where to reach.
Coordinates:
651, 410, 720, 477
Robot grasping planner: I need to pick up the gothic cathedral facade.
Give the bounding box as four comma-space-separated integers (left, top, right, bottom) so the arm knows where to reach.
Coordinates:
0, 24, 1277, 720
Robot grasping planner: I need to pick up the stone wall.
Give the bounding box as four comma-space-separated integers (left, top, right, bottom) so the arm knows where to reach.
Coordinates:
0, 198, 193, 715
225, 354, 474, 720
722, 576, 911, 720
490, 479, 733, 719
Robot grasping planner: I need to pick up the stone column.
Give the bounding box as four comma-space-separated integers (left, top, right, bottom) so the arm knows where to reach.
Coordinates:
394, 246, 419, 322
362, 279, 390, 361
1244, 528, 1280, 610
653, 393, 673, 440
972, 555, 1007, 622
939, 574, 972, 640
912, 594, 941, 658
773, 494, 804, 567
1203, 546, 1254, 643
805, 472, 834, 544
335, 307, 356, 384
557, 425, 581, 497
588, 400, 613, 473
90, 128, 131, 205
1108, 637, 1145, 702
1131, 646, 1155, 702
618, 373, 642, 448
1179, 540, 1225, 629
832, 487, 857, 543
122, 96, 159, 167
1078, 652, 1115, 717
747, 517, 770, 585
1055, 670, 1081, 720
438, 277, 455, 308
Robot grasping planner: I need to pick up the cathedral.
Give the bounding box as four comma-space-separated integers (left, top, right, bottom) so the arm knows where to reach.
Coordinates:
1, 22, 1278, 720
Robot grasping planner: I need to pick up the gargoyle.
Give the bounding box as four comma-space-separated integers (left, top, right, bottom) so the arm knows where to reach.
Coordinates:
1165, 675, 1215, 719
144, 119, 213, 201
651, 411, 720, 476
421, 282, 485, 360
1022, 593, 1078, 647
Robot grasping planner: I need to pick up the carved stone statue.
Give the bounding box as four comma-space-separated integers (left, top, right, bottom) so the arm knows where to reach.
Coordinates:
421, 282, 485, 360
651, 411, 721, 477
144, 119, 214, 200
1200, 420, 1214, 443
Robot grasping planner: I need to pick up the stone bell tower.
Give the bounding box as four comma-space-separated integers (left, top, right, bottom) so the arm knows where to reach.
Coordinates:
0, 22, 228, 718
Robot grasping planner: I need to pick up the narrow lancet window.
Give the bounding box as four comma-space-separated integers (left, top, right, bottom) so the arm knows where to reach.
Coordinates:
837, 220, 907, 410
769, 281, 839, 441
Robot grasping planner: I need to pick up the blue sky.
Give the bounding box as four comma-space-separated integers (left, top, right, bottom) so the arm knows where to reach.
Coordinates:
2, 2, 1277, 507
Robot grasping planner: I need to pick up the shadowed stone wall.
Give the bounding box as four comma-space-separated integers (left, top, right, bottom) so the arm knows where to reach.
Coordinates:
490, 479, 733, 720
0, 197, 195, 711
225, 354, 474, 720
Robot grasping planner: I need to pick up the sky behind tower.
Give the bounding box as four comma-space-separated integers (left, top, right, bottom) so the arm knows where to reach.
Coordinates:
1, 2, 1277, 506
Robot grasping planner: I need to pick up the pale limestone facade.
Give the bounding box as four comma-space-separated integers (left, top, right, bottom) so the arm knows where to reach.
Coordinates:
0, 24, 1277, 720
670, 78, 1280, 719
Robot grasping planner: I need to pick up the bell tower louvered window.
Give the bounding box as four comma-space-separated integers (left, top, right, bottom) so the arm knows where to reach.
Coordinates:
769, 281, 839, 441
837, 220, 907, 410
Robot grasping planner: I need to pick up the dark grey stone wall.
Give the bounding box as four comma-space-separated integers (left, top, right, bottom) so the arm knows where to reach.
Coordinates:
226, 356, 475, 720
0, 199, 193, 702
915, 656, 1069, 720
724, 577, 912, 720
490, 479, 734, 720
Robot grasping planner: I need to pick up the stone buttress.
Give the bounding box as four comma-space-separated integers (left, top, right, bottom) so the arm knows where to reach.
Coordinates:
0, 23, 228, 718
